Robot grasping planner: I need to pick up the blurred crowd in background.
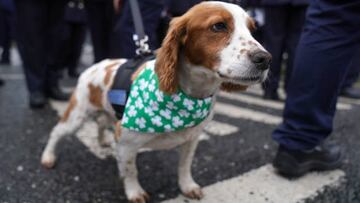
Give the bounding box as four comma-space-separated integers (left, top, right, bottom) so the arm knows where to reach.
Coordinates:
0, 0, 359, 109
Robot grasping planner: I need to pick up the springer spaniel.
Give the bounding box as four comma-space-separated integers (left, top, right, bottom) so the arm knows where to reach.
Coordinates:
41, 2, 271, 203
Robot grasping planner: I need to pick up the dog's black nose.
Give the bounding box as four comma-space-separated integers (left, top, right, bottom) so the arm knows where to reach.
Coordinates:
249, 50, 272, 70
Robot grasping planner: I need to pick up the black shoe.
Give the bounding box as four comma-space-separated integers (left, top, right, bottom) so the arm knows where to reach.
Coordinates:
340, 87, 360, 99
263, 90, 281, 101
0, 78, 4, 86
68, 69, 80, 78
273, 143, 342, 178
30, 91, 47, 109
46, 86, 70, 101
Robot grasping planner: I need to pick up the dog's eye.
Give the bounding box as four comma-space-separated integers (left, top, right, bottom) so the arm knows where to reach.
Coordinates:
211, 22, 227, 32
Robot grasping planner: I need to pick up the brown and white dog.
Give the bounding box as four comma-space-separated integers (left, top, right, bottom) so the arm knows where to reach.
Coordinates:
41, 2, 271, 203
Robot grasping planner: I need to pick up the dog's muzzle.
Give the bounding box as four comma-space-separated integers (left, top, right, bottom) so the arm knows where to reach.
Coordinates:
249, 50, 272, 71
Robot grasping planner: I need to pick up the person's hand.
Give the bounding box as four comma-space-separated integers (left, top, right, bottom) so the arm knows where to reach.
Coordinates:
113, 0, 123, 14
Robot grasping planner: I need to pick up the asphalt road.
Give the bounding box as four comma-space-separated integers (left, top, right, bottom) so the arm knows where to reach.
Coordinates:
1, 54, 360, 203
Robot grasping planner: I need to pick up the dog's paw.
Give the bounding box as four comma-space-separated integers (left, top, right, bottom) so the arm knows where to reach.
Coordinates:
182, 186, 204, 200
41, 152, 56, 169
128, 192, 150, 203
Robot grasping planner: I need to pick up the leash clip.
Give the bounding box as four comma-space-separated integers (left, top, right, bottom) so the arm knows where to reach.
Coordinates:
133, 34, 151, 56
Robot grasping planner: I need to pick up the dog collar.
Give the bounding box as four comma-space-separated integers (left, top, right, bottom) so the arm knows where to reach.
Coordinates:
121, 59, 213, 133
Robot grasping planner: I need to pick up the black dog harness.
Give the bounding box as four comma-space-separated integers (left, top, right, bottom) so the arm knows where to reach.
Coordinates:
108, 53, 156, 120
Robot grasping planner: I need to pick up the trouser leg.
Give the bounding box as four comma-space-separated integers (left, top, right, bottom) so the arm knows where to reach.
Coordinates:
14, 0, 47, 93
85, 0, 114, 62
272, 0, 360, 150
284, 6, 307, 92
262, 6, 288, 93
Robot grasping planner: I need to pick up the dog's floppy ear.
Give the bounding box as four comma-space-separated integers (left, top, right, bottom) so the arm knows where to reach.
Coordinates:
155, 17, 187, 94
221, 82, 248, 92
246, 17, 257, 33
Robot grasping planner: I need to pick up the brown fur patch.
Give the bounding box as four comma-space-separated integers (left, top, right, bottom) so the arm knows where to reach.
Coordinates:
131, 62, 147, 81
221, 82, 248, 92
246, 17, 257, 33
114, 121, 122, 142
104, 62, 120, 85
60, 93, 77, 122
240, 49, 247, 54
183, 5, 235, 70
155, 16, 185, 94
88, 83, 103, 108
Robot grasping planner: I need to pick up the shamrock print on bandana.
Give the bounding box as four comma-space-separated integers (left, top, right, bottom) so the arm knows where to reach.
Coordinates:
151, 116, 163, 127
135, 117, 146, 129
121, 59, 213, 133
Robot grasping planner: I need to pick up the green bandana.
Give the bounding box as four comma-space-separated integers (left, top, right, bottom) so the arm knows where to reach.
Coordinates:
121, 59, 213, 133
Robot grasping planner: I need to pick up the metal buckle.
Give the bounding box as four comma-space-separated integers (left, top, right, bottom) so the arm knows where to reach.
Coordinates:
133, 34, 151, 55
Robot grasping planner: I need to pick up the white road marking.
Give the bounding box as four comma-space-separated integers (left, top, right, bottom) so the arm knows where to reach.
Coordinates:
247, 85, 280, 97
337, 102, 355, 110
215, 102, 282, 125
204, 120, 239, 136
0, 73, 24, 80
162, 164, 345, 203
339, 97, 360, 105
219, 91, 284, 109
10, 48, 22, 67
49, 100, 68, 115
246, 86, 352, 110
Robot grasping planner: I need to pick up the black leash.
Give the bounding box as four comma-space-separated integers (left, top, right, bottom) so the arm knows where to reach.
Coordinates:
129, 0, 152, 56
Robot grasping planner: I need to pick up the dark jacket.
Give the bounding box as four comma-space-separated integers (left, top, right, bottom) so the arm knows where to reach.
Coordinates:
261, 0, 308, 6
0, 0, 15, 12
242, 0, 262, 7
165, 0, 202, 16
64, 0, 86, 24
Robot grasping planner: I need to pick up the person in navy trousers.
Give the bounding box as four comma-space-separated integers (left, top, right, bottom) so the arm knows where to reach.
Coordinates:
261, 0, 308, 100
0, 0, 15, 87
272, 0, 360, 177
85, 0, 116, 63
0, 0, 15, 65
59, 0, 87, 78
14, 0, 70, 108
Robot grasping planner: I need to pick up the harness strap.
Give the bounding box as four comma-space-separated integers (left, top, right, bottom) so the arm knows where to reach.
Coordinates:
108, 53, 156, 120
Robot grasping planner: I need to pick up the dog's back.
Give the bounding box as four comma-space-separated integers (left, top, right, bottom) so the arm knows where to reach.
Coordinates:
75, 59, 127, 114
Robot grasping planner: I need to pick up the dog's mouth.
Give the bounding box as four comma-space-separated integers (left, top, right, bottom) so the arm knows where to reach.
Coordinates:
233, 75, 261, 81
217, 72, 262, 83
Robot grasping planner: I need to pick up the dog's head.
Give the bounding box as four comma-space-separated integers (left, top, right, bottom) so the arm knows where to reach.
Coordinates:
156, 1, 271, 94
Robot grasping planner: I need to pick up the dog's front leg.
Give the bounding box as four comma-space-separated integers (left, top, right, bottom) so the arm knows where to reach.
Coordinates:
178, 138, 204, 200
115, 130, 152, 203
